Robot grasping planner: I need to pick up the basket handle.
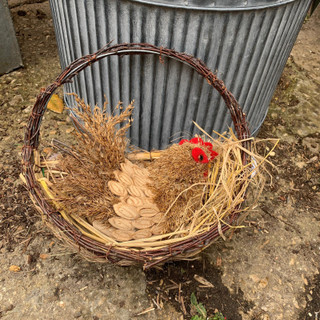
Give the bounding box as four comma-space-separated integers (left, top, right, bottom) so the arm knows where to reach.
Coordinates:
23, 42, 250, 158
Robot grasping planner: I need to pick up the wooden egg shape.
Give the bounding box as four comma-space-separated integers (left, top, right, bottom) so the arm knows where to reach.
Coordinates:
139, 206, 159, 217
111, 229, 135, 242
126, 196, 144, 207
133, 174, 148, 188
108, 180, 128, 197
153, 214, 164, 224
108, 217, 133, 231
132, 217, 155, 230
133, 166, 150, 178
124, 159, 134, 167
133, 229, 153, 240
113, 203, 140, 220
128, 185, 145, 198
92, 220, 114, 236
151, 222, 166, 235
143, 188, 154, 198
120, 162, 135, 176
118, 172, 133, 186
112, 170, 121, 181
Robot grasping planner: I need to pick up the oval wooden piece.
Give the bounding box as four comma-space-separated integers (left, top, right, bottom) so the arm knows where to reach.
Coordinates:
139, 207, 159, 217
133, 174, 148, 188
111, 229, 135, 242
113, 203, 140, 220
151, 222, 166, 235
120, 162, 135, 176
108, 180, 128, 197
128, 185, 145, 198
132, 217, 155, 230
153, 214, 164, 224
113, 170, 121, 181
133, 229, 153, 240
92, 220, 114, 236
124, 159, 134, 167
143, 188, 154, 198
133, 166, 150, 178
118, 172, 133, 186
126, 196, 144, 207
108, 217, 134, 231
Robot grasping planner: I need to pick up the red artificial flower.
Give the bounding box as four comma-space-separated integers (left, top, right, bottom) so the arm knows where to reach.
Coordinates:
190, 137, 204, 145
192, 147, 209, 163
179, 137, 218, 161
179, 139, 189, 145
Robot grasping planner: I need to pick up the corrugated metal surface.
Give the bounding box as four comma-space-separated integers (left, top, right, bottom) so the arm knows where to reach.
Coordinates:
0, 0, 22, 75
49, 0, 311, 150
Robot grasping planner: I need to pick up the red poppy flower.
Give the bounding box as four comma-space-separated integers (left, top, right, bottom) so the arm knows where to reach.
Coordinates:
191, 147, 209, 163
179, 137, 218, 161
179, 139, 189, 145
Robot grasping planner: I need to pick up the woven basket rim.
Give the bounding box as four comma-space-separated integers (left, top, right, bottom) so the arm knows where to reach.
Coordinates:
22, 42, 251, 269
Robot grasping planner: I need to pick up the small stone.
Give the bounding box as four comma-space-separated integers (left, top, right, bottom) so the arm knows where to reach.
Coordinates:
23, 106, 32, 113
296, 161, 307, 169
40, 253, 49, 260
249, 274, 260, 283
4, 304, 14, 312
307, 156, 318, 163
65, 127, 74, 134
9, 265, 21, 272
302, 274, 308, 286
74, 311, 82, 318
259, 278, 268, 288
9, 95, 23, 106
25, 254, 33, 265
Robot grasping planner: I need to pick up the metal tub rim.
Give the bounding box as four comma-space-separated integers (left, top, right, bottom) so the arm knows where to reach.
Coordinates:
128, 0, 296, 11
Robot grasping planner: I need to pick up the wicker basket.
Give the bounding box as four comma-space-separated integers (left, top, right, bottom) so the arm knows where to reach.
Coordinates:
22, 43, 251, 269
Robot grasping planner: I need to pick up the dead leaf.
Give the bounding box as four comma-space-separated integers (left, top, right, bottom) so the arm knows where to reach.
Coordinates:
9, 265, 21, 272
194, 274, 214, 288
40, 253, 49, 260
47, 94, 64, 113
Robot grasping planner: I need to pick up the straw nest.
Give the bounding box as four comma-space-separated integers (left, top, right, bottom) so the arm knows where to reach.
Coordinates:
35, 95, 272, 249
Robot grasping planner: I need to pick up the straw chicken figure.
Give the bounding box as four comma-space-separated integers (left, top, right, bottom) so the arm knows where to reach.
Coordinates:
52, 98, 218, 241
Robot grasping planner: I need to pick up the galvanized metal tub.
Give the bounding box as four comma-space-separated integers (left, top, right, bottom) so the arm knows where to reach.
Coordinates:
49, 0, 312, 150
0, 0, 22, 75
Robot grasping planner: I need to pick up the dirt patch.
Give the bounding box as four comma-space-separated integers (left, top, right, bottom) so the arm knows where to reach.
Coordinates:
146, 258, 253, 319
299, 272, 320, 320
291, 8, 320, 83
